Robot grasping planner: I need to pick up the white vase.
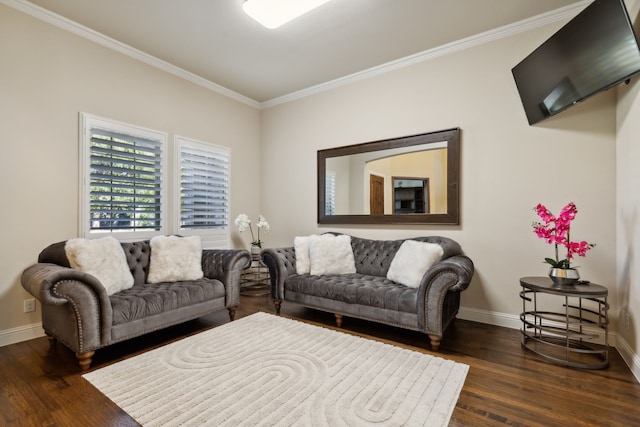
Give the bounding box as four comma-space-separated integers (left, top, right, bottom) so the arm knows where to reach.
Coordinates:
251, 245, 261, 256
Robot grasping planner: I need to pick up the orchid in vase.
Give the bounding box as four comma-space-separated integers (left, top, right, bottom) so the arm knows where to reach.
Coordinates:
532, 202, 595, 283
234, 213, 270, 248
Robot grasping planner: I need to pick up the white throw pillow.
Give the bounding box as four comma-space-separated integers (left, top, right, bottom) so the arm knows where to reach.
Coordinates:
386, 240, 444, 288
65, 236, 134, 296
294, 235, 315, 275
147, 235, 204, 283
309, 234, 356, 276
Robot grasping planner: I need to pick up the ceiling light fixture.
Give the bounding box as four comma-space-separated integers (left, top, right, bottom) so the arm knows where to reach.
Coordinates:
242, 0, 332, 29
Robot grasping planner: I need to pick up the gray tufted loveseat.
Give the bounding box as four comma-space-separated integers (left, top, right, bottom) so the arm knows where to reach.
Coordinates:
262, 235, 474, 350
21, 239, 251, 370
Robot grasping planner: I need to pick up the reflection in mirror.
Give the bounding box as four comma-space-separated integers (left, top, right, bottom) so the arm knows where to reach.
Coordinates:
318, 128, 459, 225
393, 177, 431, 214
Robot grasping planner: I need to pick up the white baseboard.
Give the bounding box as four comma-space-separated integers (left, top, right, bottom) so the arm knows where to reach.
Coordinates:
615, 334, 640, 383
0, 322, 44, 347
458, 307, 618, 347
458, 306, 522, 330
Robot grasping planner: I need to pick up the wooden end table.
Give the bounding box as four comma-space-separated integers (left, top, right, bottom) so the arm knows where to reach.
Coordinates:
519, 276, 609, 369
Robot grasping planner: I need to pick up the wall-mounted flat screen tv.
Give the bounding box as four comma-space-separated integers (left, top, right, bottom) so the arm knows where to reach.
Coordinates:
512, 0, 640, 125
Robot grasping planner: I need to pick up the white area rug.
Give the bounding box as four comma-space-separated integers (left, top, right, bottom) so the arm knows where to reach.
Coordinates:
83, 312, 468, 426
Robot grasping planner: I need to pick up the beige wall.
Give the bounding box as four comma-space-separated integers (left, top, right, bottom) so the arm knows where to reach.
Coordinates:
2, 2, 634, 375
0, 6, 261, 340
616, 0, 640, 377
260, 19, 618, 328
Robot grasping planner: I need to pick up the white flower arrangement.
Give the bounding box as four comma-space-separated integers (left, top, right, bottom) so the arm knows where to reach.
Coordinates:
234, 213, 270, 248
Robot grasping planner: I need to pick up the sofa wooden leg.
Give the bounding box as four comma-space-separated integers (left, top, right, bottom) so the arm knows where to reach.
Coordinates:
76, 351, 95, 371
273, 299, 282, 314
228, 306, 237, 321
428, 334, 442, 351
45, 332, 57, 346
335, 313, 343, 328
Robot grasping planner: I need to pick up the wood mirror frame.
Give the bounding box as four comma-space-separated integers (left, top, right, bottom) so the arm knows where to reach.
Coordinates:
317, 128, 460, 225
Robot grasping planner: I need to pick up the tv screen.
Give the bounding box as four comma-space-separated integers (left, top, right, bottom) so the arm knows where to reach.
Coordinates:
512, 0, 640, 125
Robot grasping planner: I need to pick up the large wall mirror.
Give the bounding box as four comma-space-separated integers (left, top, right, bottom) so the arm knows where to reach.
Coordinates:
318, 128, 460, 225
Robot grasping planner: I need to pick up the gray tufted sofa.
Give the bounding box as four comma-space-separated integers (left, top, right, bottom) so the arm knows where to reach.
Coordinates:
21, 239, 251, 370
262, 235, 474, 349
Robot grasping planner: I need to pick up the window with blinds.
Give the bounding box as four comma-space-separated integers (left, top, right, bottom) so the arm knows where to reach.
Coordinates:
89, 129, 163, 232
80, 114, 167, 238
79, 114, 231, 247
177, 137, 229, 231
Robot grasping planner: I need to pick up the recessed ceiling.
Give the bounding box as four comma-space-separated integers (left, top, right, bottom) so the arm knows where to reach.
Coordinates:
24, 0, 581, 103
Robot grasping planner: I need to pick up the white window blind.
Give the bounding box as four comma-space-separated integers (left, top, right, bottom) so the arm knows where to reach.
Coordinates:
90, 130, 163, 231
325, 171, 336, 215
80, 114, 167, 238
177, 138, 229, 230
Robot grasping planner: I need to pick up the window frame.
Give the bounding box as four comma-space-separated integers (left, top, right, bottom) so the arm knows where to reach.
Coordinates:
79, 113, 169, 241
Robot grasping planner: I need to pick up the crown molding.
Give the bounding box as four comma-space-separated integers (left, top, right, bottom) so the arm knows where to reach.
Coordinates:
261, 0, 590, 108
3, 0, 589, 110
1, 0, 261, 109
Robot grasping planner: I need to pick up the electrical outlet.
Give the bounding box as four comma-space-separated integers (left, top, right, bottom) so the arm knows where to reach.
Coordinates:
23, 298, 35, 313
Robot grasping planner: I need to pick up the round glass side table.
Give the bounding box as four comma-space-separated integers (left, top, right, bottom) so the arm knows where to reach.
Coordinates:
519, 276, 609, 369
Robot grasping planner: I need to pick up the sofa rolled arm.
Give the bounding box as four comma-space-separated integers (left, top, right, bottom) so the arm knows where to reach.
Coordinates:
417, 255, 475, 333
261, 247, 296, 301
22, 263, 111, 306
201, 249, 251, 308
21, 263, 115, 350
431, 255, 475, 292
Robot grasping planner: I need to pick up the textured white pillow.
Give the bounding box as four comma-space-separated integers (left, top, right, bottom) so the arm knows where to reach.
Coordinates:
309, 234, 356, 276
294, 235, 316, 275
65, 236, 134, 296
386, 240, 444, 288
147, 235, 204, 283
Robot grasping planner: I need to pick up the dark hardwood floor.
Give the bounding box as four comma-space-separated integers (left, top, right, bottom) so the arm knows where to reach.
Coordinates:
1, 294, 639, 426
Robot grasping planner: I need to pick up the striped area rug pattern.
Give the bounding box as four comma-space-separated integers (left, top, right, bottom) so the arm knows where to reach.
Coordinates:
83, 312, 468, 426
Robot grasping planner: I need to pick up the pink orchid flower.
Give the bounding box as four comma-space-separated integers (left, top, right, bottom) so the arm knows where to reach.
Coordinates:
532, 202, 595, 268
